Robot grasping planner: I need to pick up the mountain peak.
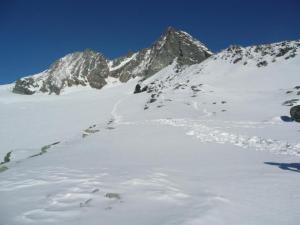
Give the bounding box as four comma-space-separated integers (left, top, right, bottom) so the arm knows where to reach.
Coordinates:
165, 26, 177, 34
82, 48, 99, 55
161, 26, 187, 41
108, 27, 212, 82
158, 26, 213, 56
13, 27, 212, 95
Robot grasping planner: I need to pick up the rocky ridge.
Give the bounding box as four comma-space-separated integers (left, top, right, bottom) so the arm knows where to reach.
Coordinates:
214, 40, 300, 67
13, 27, 212, 95
12, 28, 300, 95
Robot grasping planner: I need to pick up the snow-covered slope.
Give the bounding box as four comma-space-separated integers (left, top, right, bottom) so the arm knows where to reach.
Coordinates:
215, 40, 300, 67
0, 39, 300, 225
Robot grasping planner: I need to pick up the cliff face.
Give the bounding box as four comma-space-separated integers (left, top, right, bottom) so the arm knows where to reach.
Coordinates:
109, 27, 212, 82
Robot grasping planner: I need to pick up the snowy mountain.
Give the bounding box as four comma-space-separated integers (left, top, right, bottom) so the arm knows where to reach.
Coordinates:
1, 29, 300, 225
12, 27, 212, 95
108, 27, 212, 82
13, 49, 109, 95
215, 40, 299, 67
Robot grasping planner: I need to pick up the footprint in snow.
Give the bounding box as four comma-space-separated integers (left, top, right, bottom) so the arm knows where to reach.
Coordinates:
82, 124, 100, 138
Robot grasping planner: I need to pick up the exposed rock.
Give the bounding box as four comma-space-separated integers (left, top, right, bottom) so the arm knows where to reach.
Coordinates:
149, 98, 157, 103
13, 78, 38, 95
134, 84, 148, 94
110, 26, 212, 82
0, 151, 12, 164
233, 57, 242, 64
276, 46, 294, 57
257, 60, 268, 67
141, 86, 148, 92
133, 84, 141, 94
13, 27, 212, 95
217, 40, 300, 66
105, 193, 121, 199
290, 105, 300, 122
79, 198, 93, 207
12, 28, 300, 96
283, 99, 299, 106
14, 49, 109, 95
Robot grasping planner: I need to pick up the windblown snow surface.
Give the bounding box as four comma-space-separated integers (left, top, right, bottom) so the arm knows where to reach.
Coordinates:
1, 49, 300, 225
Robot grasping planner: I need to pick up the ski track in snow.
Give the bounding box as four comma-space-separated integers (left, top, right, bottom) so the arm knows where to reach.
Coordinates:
111, 98, 124, 124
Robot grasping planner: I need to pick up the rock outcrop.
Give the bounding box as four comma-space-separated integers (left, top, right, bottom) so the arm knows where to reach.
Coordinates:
214, 40, 300, 67
109, 26, 212, 82
13, 49, 109, 95
290, 105, 300, 122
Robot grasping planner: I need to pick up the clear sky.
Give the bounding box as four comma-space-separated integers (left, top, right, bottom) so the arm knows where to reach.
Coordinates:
0, 0, 299, 84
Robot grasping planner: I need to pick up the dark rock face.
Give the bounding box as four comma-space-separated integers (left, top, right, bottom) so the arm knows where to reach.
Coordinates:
110, 27, 212, 82
257, 60, 268, 67
133, 84, 141, 94
13, 27, 212, 95
13, 78, 38, 95
283, 99, 299, 106
290, 105, 300, 122
133, 84, 148, 94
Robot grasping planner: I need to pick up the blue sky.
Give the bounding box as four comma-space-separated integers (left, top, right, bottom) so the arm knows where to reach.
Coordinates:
0, 0, 299, 84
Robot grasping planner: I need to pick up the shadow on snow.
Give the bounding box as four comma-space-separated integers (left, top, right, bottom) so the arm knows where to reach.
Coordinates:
264, 162, 300, 173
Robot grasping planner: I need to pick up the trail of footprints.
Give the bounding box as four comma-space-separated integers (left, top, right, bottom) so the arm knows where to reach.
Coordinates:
82, 124, 100, 138
143, 76, 228, 113
156, 118, 300, 156
82, 118, 117, 138
0, 118, 118, 174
